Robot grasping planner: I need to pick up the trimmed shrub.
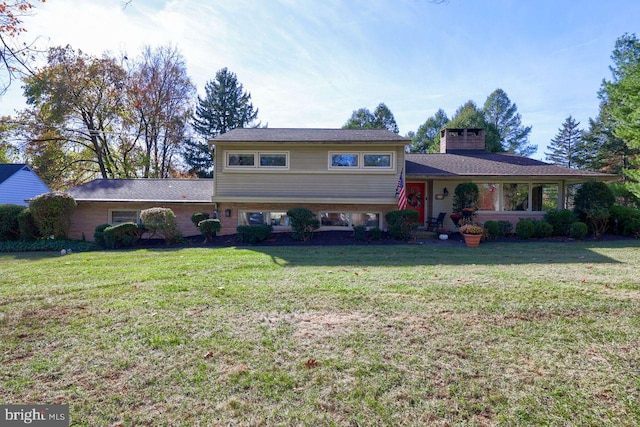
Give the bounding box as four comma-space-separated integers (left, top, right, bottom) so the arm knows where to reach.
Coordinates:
353, 225, 367, 241
29, 192, 77, 239
17, 208, 40, 241
570, 221, 588, 240
515, 219, 535, 239
452, 182, 480, 213
140, 207, 182, 244
94, 223, 111, 248
533, 220, 553, 238
574, 181, 615, 220
0, 204, 25, 241
483, 220, 500, 239
609, 205, 640, 236
103, 222, 141, 249
191, 212, 210, 228
286, 207, 320, 241
385, 209, 419, 240
237, 224, 273, 243
369, 227, 383, 240
544, 209, 577, 236
497, 220, 513, 237
198, 218, 221, 242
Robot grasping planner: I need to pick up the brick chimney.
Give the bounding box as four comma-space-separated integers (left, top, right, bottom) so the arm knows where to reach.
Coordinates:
439, 128, 486, 153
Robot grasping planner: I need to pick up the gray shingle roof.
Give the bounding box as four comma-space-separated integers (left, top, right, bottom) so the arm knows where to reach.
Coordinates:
406, 153, 615, 180
0, 164, 29, 185
212, 128, 410, 144
67, 179, 213, 202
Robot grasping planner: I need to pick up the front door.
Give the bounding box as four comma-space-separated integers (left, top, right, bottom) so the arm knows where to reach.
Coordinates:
405, 182, 425, 224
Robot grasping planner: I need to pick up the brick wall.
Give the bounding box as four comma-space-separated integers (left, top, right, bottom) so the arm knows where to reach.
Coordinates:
70, 202, 216, 241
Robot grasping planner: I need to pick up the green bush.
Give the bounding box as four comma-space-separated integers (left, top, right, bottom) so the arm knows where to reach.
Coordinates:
569, 221, 588, 240
353, 225, 367, 241
94, 223, 111, 248
515, 219, 535, 239
624, 219, 640, 238
369, 227, 383, 240
0, 239, 96, 252
17, 208, 40, 241
140, 207, 182, 244
29, 192, 77, 239
198, 218, 221, 242
609, 205, 640, 236
0, 204, 25, 241
286, 207, 320, 241
385, 209, 419, 240
544, 209, 577, 236
574, 181, 615, 220
237, 224, 273, 243
585, 207, 610, 239
452, 182, 479, 213
103, 222, 141, 249
497, 220, 513, 237
533, 220, 553, 238
483, 220, 500, 239
191, 212, 210, 228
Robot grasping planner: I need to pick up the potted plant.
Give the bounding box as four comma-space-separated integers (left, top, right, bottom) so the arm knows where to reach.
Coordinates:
459, 224, 484, 247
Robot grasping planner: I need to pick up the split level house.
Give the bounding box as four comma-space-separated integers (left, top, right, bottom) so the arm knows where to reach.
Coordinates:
67, 127, 613, 240
0, 163, 50, 206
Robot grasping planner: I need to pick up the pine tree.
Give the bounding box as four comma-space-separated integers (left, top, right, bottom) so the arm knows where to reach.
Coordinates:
545, 116, 582, 168
187, 68, 259, 175
483, 89, 536, 156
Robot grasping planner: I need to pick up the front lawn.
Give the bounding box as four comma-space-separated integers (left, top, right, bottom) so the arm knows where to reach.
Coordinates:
1, 241, 639, 425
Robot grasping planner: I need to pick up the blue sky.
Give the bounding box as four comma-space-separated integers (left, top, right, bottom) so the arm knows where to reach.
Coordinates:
2, 0, 639, 159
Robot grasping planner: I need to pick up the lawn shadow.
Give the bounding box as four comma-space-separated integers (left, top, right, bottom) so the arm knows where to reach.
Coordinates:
235, 239, 635, 267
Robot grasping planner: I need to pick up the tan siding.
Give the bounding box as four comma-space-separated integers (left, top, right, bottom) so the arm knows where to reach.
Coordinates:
215, 144, 404, 199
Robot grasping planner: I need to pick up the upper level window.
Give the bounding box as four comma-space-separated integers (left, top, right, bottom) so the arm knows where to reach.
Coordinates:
329, 152, 393, 170
331, 153, 359, 167
226, 151, 289, 170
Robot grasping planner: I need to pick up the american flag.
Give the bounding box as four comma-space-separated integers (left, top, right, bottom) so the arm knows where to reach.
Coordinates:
395, 169, 407, 210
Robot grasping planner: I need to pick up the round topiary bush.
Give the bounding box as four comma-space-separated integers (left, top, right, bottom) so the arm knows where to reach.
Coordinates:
140, 207, 182, 244
191, 212, 210, 228
570, 221, 589, 239
516, 219, 535, 239
198, 218, 221, 242
452, 182, 479, 213
533, 220, 553, 238
29, 192, 77, 239
483, 220, 500, 239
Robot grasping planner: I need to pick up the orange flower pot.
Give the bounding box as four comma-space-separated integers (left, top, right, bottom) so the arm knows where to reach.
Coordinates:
462, 233, 482, 248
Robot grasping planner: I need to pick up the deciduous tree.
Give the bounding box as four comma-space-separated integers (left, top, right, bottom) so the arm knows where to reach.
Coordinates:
408, 109, 448, 153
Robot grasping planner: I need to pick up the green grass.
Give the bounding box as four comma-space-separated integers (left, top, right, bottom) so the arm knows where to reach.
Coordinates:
1, 240, 640, 426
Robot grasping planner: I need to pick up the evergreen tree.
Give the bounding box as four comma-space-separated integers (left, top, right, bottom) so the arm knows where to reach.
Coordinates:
188, 68, 259, 175
192, 68, 259, 138
483, 89, 536, 156
545, 116, 582, 168
409, 109, 449, 153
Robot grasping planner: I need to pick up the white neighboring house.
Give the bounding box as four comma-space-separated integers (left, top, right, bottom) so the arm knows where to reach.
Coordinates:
0, 164, 51, 206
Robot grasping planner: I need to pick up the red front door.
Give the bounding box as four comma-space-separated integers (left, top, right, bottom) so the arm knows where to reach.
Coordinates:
405, 182, 425, 224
